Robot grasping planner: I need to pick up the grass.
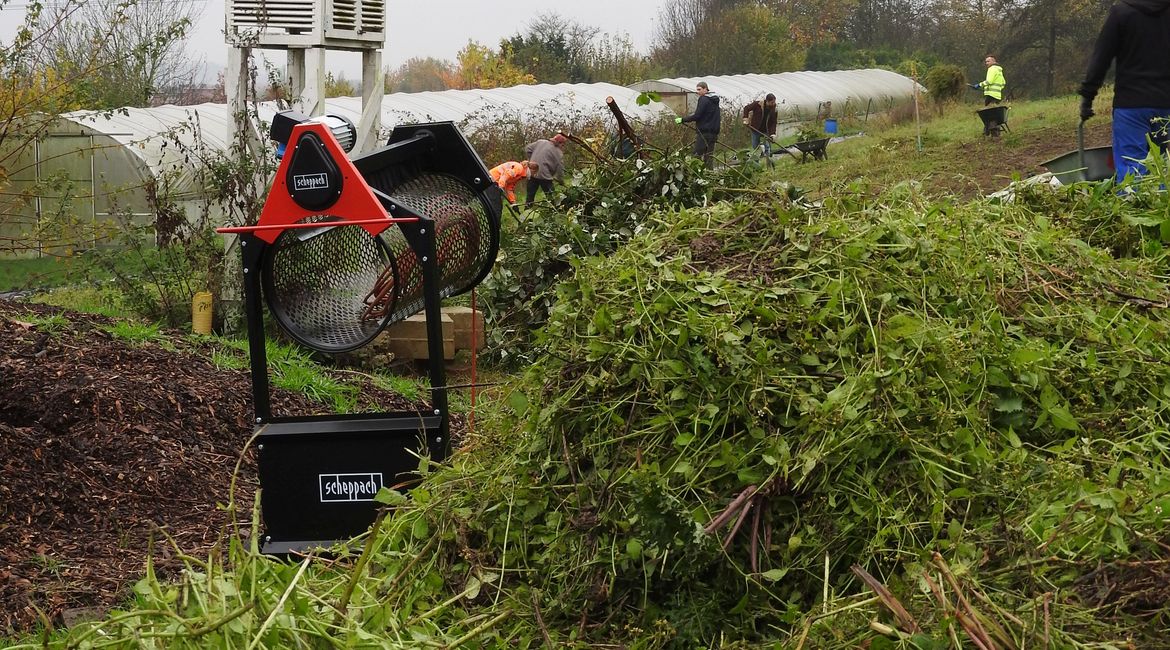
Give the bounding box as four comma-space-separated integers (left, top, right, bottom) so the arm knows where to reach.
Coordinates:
31, 285, 127, 318
101, 321, 164, 345
766, 93, 1106, 198
14, 312, 70, 332
0, 250, 127, 293
0, 256, 76, 292
371, 372, 423, 401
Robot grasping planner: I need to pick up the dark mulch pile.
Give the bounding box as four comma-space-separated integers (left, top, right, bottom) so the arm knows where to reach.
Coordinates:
0, 299, 431, 634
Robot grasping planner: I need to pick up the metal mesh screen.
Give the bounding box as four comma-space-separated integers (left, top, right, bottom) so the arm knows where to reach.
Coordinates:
375, 173, 495, 324
260, 173, 496, 354
261, 216, 395, 353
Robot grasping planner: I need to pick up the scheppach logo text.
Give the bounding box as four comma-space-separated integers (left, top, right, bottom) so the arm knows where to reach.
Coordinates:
319, 473, 383, 502
293, 173, 329, 191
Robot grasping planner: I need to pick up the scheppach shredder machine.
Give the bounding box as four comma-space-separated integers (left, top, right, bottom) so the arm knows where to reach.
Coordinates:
218, 111, 501, 554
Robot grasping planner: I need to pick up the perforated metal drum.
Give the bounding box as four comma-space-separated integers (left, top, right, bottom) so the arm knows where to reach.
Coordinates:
370, 173, 494, 324
261, 216, 396, 353
260, 173, 496, 353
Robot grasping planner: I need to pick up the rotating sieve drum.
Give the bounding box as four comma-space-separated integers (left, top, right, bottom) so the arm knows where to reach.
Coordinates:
259, 172, 495, 353
362, 173, 494, 326
260, 215, 399, 353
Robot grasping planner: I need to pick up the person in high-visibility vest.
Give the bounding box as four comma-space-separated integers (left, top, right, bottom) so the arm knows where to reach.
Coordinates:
970, 55, 1006, 106
489, 160, 538, 204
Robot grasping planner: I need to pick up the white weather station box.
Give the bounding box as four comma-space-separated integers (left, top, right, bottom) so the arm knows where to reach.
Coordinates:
227, 0, 386, 50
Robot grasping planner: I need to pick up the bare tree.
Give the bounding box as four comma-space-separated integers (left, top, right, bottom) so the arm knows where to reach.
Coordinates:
39, 0, 204, 108
652, 0, 708, 72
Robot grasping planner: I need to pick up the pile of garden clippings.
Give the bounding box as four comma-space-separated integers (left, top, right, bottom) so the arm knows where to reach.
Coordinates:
402, 181, 1170, 645
0, 300, 426, 633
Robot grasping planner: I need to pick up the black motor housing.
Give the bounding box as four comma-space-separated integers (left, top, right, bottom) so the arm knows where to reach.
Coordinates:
285, 132, 343, 212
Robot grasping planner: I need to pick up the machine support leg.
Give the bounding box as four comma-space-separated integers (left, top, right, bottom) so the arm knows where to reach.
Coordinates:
416, 217, 451, 459
242, 235, 272, 422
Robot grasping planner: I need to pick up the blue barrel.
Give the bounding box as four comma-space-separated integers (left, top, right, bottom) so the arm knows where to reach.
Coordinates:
824, 118, 838, 135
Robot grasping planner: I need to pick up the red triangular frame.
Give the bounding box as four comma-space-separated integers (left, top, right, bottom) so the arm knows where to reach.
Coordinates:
254, 122, 390, 244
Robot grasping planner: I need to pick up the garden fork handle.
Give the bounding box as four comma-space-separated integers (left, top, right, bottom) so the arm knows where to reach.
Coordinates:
1077, 118, 1086, 175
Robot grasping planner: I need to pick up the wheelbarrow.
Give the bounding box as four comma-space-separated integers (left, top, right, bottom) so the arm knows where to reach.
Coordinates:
976, 105, 1009, 137
785, 137, 829, 163
1040, 118, 1114, 183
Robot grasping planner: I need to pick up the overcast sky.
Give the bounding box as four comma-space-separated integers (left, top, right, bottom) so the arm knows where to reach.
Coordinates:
0, 1, 668, 80
187, 0, 670, 79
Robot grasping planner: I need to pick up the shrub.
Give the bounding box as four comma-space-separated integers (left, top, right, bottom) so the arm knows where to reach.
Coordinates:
923, 63, 966, 105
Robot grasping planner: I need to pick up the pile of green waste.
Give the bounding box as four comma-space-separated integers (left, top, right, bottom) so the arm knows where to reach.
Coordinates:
18, 180, 1170, 648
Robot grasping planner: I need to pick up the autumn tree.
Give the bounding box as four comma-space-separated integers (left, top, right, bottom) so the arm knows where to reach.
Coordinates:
653, 0, 803, 75
763, 0, 853, 47
325, 72, 357, 97
385, 57, 454, 93
443, 41, 535, 90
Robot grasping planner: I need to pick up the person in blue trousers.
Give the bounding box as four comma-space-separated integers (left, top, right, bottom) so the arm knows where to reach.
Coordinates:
1079, 0, 1170, 181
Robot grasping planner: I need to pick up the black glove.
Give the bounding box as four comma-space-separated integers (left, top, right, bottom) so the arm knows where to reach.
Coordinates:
968, 83, 979, 90
1079, 97, 1095, 121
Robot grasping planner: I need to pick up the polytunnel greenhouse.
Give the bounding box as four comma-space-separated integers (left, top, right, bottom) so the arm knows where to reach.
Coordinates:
0, 82, 670, 255
630, 69, 920, 125
1, 71, 919, 255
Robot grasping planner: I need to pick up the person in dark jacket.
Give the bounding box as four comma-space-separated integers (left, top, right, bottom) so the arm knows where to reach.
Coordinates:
1080, 0, 1170, 181
675, 81, 721, 167
743, 93, 778, 167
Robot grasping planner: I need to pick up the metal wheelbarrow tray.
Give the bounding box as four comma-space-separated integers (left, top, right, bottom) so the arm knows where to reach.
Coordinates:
1041, 146, 1115, 183
976, 105, 1010, 135
788, 137, 829, 162
1041, 119, 1115, 183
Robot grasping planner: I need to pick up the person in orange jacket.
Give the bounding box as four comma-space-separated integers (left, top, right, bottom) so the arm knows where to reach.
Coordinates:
489, 160, 539, 204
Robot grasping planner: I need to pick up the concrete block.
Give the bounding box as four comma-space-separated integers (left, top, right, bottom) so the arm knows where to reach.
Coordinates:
376, 313, 455, 360
383, 336, 455, 360
442, 306, 486, 351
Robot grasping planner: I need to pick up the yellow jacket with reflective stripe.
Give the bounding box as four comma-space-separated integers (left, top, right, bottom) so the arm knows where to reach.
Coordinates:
980, 65, 1006, 100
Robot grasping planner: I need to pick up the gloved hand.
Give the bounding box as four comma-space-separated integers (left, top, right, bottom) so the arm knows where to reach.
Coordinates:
1079, 97, 1095, 121
674, 117, 683, 124
968, 83, 980, 90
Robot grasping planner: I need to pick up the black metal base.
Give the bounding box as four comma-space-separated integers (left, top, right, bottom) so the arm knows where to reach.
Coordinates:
255, 412, 443, 554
